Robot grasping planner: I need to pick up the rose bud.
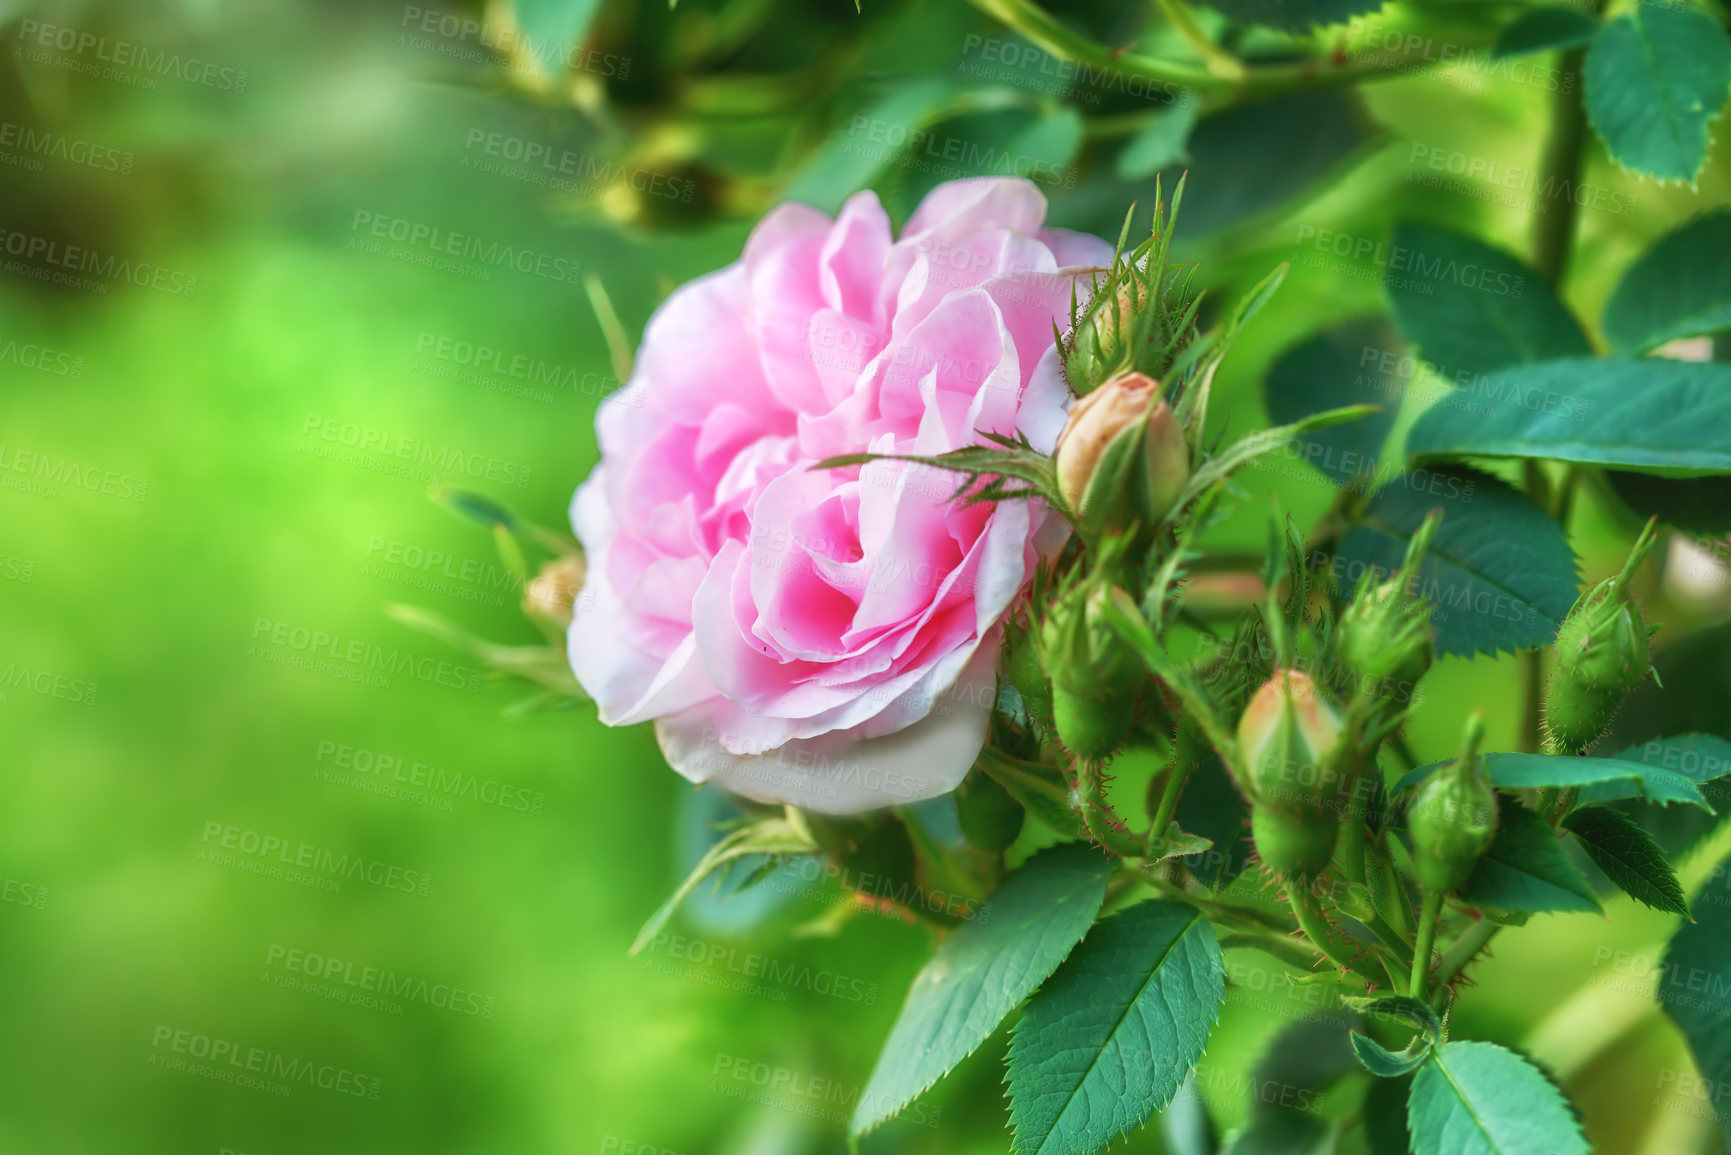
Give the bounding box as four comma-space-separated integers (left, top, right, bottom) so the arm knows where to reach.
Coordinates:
1040, 582, 1139, 761
523, 555, 587, 628
1543, 519, 1660, 754
1338, 511, 1442, 693
1236, 669, 1344, 878
1407, 713, 1497, 895
1054, 372, 1190, 538
1064, 275, 1139, 391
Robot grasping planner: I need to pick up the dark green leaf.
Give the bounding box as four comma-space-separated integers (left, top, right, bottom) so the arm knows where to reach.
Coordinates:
1176, 754, 1254, 889
851, 844, 1113, 1137
1264, 318, 1403, 486
1459, 796, 1602, 915
1408, 1041, 1588, 1155
1385, 222, 1590, 377
1007, 900, 1225, 1155
1584, 5, 1731, 182
1161, 1072, 1221, 1155
955, 764, 1025, 852
1222, 1111, 1333, 1154
1495, 7, 1599, 56
887, 106, 1082, 219
1363, 1073, 1413, 1155
1118, 94, 1199, 179
1563, 805, 1690, 916
1348, 995, 1443, 1077
1406, 358, 1731, 475
1604, 211, 1731, 353
1607, 471, 1731, 535
1660, 852, 1731, 1154
1335, 468, 1578, 657
1252, 1015, 1362, 1117
1395, 749, 1715, 810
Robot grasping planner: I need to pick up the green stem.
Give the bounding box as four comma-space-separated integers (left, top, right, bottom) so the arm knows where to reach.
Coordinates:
1431, 918, 1502, 1009
1146, 759, 1194, 856
966, 0, 1501, 111
1076, 757, 1150, 858
1150, 0, 1245, 81
1410, 891, 1443, 999
1290, 883, 1373, 979
1530, 34, 1597, 288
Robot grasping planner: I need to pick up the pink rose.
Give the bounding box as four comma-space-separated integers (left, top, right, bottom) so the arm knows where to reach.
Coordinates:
569, 177, 1112, 813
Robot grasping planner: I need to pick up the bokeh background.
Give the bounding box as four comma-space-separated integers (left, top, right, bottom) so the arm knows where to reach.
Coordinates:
2, 0, 1729, 1152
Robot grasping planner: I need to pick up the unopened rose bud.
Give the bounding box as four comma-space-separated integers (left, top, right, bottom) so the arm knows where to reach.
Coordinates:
1040, 582, 1137, 760
523, 555, 586, 628
1338, 514, 1443, 695
1236, 669, 1344, 878
1054, 372, 1190, 538
1543, 519, 1660, 754
1407, 713, 1497, 894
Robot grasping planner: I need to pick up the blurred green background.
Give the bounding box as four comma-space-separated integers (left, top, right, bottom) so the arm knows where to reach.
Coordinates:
1, 0, 1728, 1152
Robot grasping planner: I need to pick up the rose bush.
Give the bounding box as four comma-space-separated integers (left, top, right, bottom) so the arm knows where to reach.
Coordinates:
568, 177, 1113, 812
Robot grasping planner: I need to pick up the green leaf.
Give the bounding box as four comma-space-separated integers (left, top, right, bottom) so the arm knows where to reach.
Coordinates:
1007, 900, 1225, 1155
784, 80, 953, 213
1385, 221, 1591, 377
1604, 211, 1731, 354
629, 816, 819, 954
1458, 797, 1602, 915
1353, 1032, 1432, 1078
1176, 754, 1253, 888
1562, 805, 1690, 916
1252, 1015, 1362, 1117
1395, 749, 1715, 810
1363, 1074, 1414, 1155
1118, 94, 1199, 179
1408, 1041, 1588, 1155
813, 435, 1066, 510
1660, 854, 1731, 1153
1606, 471, 1731, 535
1192, 0, 1386, 32
1577, 734, 1731, 811
513, 0, 602, 74
1406, 358, 1731, 475
1335, 468, 1578, 657
1584, 4, 1731, 182
1348, 995, 1443, 1077
1221, 1112, 1333, 1154
850, 844, 1113, 1137
1264, 318, 1403, 486
955, 764, 1026, 853
1495, 7, 1599, 57
977, 748, 1084, 839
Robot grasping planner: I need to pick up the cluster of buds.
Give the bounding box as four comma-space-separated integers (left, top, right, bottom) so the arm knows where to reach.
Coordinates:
1234, 669, 1346, 879
1053, 371, 1190, 540
1407, 713, 1498, 895
1543, 519, 1661, 754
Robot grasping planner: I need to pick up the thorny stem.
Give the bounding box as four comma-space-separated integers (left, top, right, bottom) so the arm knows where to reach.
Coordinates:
1290, 882, 1376, 980
1433, 917, 1502, 1008
1150, 0, 1245, 82
1145, 758, 1194, 856
1410, 891, 1443, 999
968, 0, 1503, 112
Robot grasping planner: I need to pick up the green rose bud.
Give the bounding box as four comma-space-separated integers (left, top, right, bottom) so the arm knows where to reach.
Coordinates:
1336, 512, 1443, 693
1064, 278, 1138, 392
1407, 713, 1497, 894
1054, 372, 1190, 538
1236, 669, 1345, 878
1543, 519, 1660, 754
1041, 582, 1138, 761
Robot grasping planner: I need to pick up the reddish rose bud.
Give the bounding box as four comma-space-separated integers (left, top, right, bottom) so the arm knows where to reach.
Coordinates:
1054, 372, 1190, 537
